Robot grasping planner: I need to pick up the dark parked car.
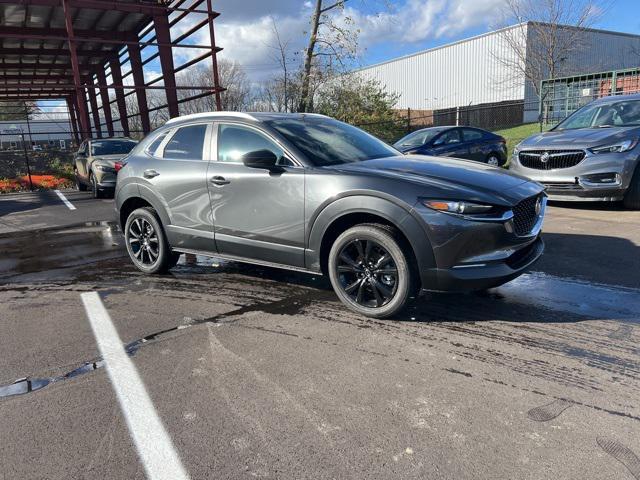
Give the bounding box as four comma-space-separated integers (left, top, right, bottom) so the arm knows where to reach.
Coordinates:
116, 113, 545, 318
394, 126, 508, 166
74, 137, 138, 198
509, 94, 640, 209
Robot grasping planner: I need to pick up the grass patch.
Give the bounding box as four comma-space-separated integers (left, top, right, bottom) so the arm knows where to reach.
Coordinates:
494, 123, 551, 155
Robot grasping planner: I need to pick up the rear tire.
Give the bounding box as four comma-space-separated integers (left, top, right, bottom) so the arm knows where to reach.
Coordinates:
124, 207, 175, 274
75, 169, 87, 191
90, 172, 102, 199
328, 224, 416, 319
486, 153, 501, 167
623, 165, 640, 210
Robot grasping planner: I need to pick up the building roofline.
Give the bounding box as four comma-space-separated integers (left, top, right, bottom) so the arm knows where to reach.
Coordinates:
355, 21, 640, 72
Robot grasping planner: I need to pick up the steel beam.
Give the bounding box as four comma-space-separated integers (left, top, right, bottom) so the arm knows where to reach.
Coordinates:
66, 96, 80, 144
109, 58, 129, 137
95, 68, 114, 137
154, 14, 179, 118
62, 0, 91, 139
87, 81, 102, 138
207, 0, 223, 110
127, 42, 150, 134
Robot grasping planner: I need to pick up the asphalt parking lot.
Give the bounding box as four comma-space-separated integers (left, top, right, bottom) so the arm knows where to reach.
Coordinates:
1, 190, 639, 479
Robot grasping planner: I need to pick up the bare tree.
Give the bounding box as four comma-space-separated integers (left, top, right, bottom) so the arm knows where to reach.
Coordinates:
298, 0, 360, 112
495, 0, 604, 100
269, 17, 296, 112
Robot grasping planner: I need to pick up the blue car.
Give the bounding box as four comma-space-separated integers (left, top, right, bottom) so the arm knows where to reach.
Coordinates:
394, 126, 508, 167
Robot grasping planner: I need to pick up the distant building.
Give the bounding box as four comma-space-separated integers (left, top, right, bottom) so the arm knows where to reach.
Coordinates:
356, 22, 640, 124
0, 120, 73, 150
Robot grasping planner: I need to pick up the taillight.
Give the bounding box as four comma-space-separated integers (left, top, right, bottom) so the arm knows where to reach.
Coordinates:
114, 161, 126, 172
498, 137, 506, 144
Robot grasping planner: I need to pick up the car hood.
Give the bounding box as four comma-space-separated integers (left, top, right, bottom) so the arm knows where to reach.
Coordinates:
519, 126, 640, 149
324, 155, 541, 205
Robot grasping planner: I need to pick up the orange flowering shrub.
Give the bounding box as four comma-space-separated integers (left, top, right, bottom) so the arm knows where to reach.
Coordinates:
0, 175, 74, 193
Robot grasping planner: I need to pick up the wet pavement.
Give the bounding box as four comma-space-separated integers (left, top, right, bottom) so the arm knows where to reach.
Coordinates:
0, 195, 639, 479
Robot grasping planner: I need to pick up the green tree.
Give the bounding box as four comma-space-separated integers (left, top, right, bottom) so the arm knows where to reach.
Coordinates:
314, 75, 404, 143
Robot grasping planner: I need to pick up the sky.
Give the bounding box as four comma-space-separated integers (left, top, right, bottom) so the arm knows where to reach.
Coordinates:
34, 0, 639, 117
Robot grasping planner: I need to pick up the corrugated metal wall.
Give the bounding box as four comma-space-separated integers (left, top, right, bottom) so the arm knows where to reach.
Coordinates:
358, 23, 640, 123
357, 24, 528, 111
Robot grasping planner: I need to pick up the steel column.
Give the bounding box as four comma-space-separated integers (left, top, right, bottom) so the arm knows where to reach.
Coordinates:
109, 58, 130, 136
127, 42, 151, 134
206, 0, 222, 110
153, 14, 179, 118
61, 0, 90, 139
87, 80, 102, 138
95, 68, 114, 137
66, 96, 79, 144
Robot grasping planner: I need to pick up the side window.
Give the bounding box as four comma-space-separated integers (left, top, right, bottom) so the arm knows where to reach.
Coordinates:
217, 124, 292, 166
462, 128, 484, 142
435, 129, 461, 145
145, 131, 168, 157
163, 124, 207, 160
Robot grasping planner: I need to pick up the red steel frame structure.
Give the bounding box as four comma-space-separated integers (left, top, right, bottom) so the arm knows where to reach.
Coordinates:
0, 0, 224, 141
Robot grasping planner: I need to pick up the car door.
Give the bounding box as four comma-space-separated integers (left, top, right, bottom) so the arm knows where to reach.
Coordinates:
430, 129, 468, 158
137, 123, 216, 252
460, 128, 486, 161
207, 122, 305, 267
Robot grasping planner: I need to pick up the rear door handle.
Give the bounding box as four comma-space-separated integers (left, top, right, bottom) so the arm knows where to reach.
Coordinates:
210, 175, 230, 186
143, 169, 160, 179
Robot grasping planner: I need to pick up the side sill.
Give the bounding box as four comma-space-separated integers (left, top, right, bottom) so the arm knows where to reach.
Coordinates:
171, 247, 323, 276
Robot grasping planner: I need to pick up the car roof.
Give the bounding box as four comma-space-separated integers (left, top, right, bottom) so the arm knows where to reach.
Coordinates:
164, 111, 331, 126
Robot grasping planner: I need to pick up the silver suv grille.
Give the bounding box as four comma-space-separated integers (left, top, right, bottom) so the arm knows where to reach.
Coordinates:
519, 150, 585, 170
512, 194, 543, 236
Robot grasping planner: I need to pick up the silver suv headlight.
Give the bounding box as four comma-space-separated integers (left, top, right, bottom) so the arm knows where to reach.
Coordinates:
589, 138, 638, 154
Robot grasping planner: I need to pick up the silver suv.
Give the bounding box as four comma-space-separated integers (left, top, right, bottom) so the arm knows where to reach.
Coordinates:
509, 94, 640, 209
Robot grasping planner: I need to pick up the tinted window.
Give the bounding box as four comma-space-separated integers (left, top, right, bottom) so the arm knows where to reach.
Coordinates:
394, 128, 444, 148
462, 129, 484, 142
163, 125, 207, 160
91, 139, 137, 156
557, 99, 640, 130
434, 129, 461, 145
266, 117, 398, 166
146, 132, 168, 156
218, 124, 291, 166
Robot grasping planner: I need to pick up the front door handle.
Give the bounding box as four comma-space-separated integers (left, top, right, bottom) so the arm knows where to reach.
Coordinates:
210, 175, 230, 186
143, 169, 160, 179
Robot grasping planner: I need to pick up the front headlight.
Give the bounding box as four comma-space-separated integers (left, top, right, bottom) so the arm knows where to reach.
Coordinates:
94, 164, 115, 172
590, 138, 638, 154
421, 199, 495, 215
513, 142, 522, 156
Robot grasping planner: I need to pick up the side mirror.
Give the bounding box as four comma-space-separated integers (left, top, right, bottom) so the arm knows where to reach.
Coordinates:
242, 149, 279, 170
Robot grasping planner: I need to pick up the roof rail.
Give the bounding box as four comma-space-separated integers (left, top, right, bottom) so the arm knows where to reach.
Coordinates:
165, 112, 257, 125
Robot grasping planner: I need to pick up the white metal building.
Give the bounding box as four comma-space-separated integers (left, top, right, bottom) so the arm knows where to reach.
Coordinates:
357, 22, 640, 123
0, 120, 72, 150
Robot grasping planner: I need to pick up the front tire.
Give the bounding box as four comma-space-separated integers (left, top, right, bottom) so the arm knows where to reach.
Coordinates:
485, 153, 501, 167
75, 169, 87, 191
124, 207, 177, 274
623, 165, 640, 210
328, 224, 415, 318
89, 172, 102, 199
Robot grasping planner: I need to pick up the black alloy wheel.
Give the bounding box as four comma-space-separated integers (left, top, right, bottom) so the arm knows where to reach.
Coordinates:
336, 238, 398, 308
128, 217, 160, 267
328, 224, 415, 318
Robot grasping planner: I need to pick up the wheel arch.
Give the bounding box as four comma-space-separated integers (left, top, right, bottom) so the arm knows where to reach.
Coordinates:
306, 195, 436, 284
118, 186, 171, 231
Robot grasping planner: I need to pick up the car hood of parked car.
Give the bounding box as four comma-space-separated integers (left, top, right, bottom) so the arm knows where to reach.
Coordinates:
519, 125, 640, 149
92, 154, 129, 166
324, 155, 541, 205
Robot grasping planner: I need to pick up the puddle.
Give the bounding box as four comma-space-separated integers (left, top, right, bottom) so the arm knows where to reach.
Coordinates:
496, 272, 640, 322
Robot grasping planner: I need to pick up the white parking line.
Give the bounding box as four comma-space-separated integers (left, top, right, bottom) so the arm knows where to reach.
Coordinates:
54, 189, 76, 210
80, 292, 191, 480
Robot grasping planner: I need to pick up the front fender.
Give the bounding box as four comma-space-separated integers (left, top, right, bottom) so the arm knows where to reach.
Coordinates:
305, 194, 436, 275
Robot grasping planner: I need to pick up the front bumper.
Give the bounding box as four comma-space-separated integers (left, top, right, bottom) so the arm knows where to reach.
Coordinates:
509, 149, 639, 201
414, 193, 546, 292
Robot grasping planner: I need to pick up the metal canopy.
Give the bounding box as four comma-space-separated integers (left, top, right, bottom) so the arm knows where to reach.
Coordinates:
0, 0, 224, 141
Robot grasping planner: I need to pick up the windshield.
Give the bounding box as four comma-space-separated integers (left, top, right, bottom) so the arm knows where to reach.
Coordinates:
394, 128, 444, 148
91, 139, 137, 156
556, 98, 640, 130
266, 116, 399, 166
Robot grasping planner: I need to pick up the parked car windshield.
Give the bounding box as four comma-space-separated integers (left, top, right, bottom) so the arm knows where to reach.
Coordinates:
266, 116, 399, 166
556, 98, 640, 130
91, 139, 137, 156
394, 128, 445, 148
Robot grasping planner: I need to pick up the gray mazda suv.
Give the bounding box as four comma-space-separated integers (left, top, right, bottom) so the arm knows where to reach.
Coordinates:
509, 94, 640, 209
115, 112, 546, 318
